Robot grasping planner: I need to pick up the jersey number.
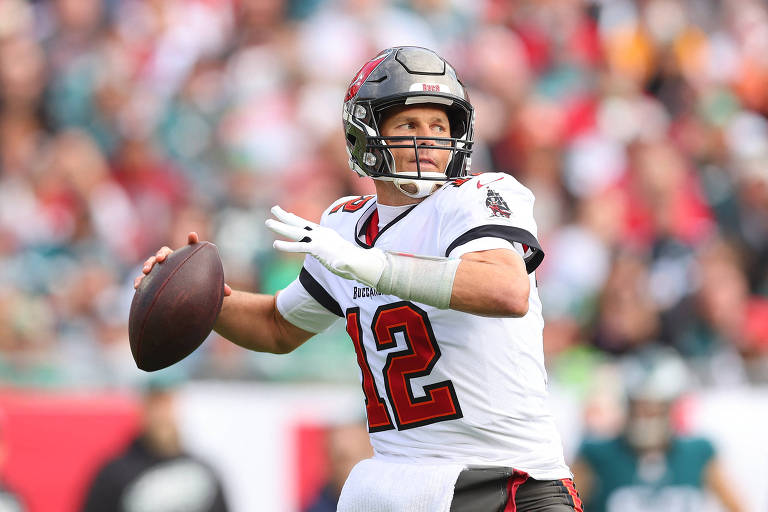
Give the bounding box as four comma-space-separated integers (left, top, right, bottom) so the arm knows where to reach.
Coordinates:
330, 196, 373, 214
345, 302, 463, 432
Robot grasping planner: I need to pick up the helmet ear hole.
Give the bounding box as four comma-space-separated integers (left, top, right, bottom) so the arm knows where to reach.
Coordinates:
447, 112, 467, 139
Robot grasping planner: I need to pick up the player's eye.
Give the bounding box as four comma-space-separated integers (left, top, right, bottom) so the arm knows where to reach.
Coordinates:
432, 124, 451, 145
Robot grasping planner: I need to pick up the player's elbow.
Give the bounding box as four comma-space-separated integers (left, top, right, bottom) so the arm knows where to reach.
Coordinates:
269, 317, 314, 354
498, 292, 529, 317
456, 274, 530, 317
472, 294, 527, 317
509, 297, 530, 318
269, 336, 302, 354
495, 279, 530, 317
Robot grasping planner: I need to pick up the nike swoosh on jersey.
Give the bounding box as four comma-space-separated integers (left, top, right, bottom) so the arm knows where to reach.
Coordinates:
476, 176, 504, 188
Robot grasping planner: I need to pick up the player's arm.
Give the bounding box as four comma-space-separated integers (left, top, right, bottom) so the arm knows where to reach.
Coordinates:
266, 206, 531, 318
135, 233, 314, 354
451, 248, 529, 317
213, 290, 314, 354
704, 458, 746, 512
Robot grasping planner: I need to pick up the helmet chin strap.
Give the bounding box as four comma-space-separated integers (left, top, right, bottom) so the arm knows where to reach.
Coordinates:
393, 178, 440, 198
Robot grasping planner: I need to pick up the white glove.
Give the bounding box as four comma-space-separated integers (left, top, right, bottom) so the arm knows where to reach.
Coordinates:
265, 206, 387, 287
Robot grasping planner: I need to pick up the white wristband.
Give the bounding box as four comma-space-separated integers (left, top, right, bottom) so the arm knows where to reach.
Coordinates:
375, 252, 461, 309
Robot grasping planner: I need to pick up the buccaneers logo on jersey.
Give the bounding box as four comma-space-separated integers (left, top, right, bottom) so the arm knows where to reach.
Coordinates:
485, 189, 511, 218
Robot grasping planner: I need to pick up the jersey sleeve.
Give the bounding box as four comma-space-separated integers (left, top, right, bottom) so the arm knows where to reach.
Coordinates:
440, 174, 544, 273
274, 195, 371, 331
275, 269, 341, 333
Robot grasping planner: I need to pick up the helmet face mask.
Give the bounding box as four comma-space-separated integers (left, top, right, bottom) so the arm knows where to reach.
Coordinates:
343, 47, 475, 190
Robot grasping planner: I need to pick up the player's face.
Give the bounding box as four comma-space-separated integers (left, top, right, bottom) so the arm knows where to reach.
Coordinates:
379, 105, 452, 175
625, 399, 672, 451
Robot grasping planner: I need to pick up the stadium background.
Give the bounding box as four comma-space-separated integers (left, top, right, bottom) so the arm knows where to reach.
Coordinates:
0, 0, 767, 510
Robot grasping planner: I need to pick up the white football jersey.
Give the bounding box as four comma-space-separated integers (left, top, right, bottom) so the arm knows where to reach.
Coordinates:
277, 172, 571, 480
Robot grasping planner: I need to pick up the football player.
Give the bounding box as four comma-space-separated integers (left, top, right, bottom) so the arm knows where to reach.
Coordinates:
137, 46, 580, 511
572, 350, 745, 512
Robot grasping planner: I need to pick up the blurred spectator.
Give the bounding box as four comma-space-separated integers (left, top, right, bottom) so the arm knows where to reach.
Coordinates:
79, 378, 229, 512
42, 0, 106, 76
592, 250, 660, 355
112, 134, 188, 257
303, 422, 373, 512
572, 348, 745, 512
620, 140, 713, 248
0, 287, 62, 388
671, 237, 766, 384
0, 34, 46, 120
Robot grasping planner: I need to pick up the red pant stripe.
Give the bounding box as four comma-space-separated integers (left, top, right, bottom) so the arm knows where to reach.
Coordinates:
503, 470, 530, 512
560, 478, 583, 512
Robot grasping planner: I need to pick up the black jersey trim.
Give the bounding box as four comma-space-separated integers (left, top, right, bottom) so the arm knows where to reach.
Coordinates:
445, 225, 544, 274
299, 267, 343, 317
354, 203, 418, 248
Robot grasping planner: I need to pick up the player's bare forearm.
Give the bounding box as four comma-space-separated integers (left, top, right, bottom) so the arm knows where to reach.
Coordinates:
213, 290, 314, 354
706, 459, 746, 512
450, 249, 530, 317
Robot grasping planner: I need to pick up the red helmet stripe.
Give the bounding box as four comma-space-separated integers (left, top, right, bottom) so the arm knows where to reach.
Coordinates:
345, 51, 389, 101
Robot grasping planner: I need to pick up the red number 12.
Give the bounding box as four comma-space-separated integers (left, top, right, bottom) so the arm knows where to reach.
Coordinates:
346, 302, 463, 432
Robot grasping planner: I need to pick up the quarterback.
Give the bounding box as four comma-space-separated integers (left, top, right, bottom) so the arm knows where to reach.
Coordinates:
137, 47, 581, 511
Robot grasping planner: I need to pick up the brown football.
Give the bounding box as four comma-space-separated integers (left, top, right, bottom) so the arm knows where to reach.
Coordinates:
129, 241, 225, 371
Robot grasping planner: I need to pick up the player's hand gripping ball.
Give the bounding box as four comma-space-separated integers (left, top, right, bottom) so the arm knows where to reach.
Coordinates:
129, 240, 225, 371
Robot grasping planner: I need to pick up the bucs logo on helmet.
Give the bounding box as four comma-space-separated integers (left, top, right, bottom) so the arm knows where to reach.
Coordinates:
485, 189, 511, 218
345, 50, 392, 102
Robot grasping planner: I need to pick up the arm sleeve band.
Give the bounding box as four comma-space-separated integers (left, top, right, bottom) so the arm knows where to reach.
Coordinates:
445, 226, 544, 273
449, 237, 532, 268
447, 237, 516, 258
275, 278, 340, 333
375, 252, 461, 309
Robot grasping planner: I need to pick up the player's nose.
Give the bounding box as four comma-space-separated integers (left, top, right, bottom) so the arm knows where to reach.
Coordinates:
414, 122, 437, 144
417, 134, 437, 147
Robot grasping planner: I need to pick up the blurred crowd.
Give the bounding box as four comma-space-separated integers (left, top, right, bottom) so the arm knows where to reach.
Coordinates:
0, 0, 767, 394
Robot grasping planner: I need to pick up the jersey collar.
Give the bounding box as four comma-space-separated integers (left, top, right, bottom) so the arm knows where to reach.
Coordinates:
354, 199, 418, 248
